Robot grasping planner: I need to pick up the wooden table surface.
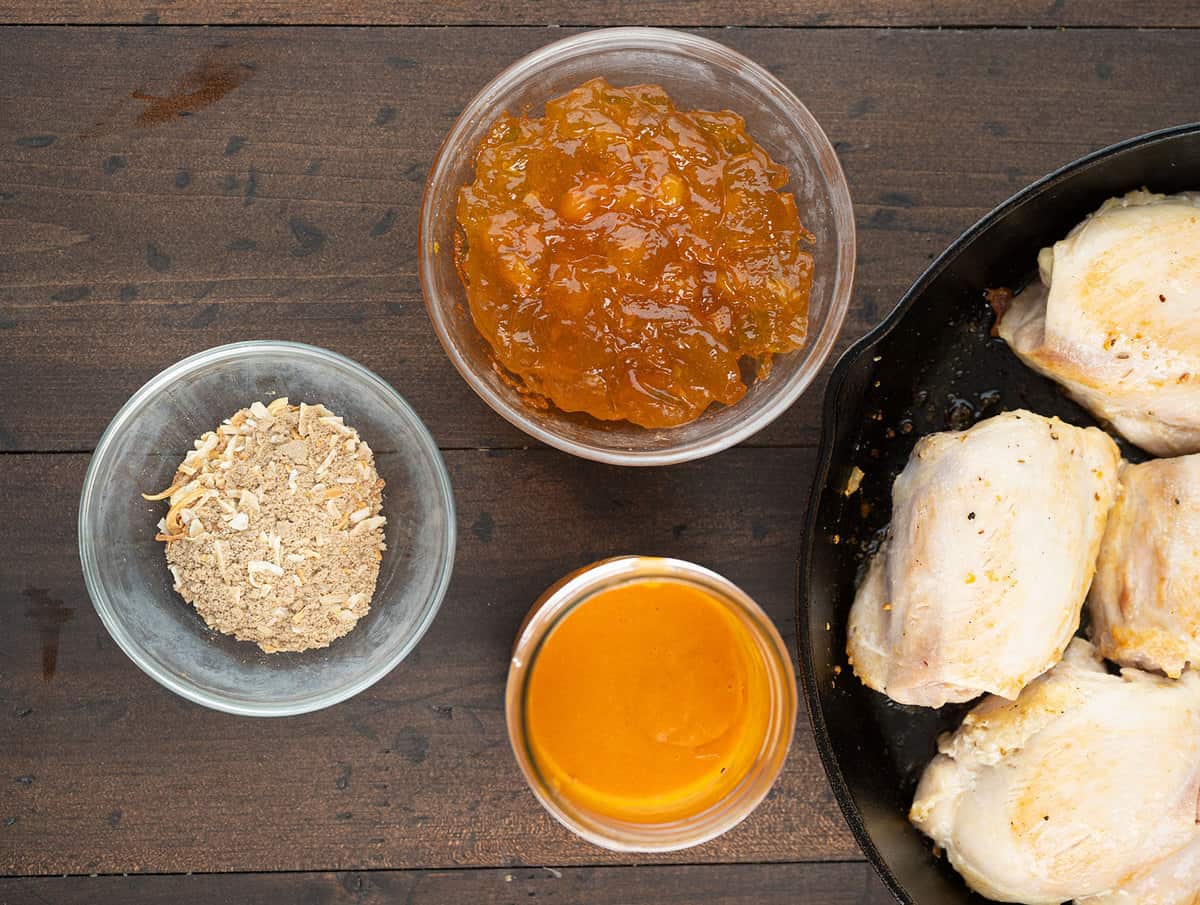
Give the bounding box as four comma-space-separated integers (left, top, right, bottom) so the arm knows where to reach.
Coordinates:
1, 3, 1197, 903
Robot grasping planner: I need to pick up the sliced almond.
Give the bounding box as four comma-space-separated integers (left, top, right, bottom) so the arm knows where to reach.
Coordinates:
315, 442, 339, 476
318, 415, 353, 436
247, 560, 285, 588
350, 515, 386, 536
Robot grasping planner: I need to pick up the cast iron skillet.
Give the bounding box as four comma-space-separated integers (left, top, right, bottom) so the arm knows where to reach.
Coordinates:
797, 122, 1200, 905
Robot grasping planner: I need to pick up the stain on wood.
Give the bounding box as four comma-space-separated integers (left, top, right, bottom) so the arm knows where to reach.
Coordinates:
131, 58, 254, 125
49, 287, 90, 303
288, 218, 326, 257
471, 511, 494, 543
22, 587, 73, 680
145, 243, 171, 272
187, 302, 219, 328
369, 209, 396, 237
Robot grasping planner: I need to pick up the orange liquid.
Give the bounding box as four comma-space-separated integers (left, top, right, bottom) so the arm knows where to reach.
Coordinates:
524, 579, 771, 823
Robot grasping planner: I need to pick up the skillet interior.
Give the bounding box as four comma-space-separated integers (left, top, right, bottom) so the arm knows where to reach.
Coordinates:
797, 123, 1200, 905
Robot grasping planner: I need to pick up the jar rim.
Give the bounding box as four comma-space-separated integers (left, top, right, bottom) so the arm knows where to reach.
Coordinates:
505, 556, 798, 851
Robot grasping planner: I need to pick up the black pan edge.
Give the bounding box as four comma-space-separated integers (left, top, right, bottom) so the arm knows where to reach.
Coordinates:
796, 121, 1200, 905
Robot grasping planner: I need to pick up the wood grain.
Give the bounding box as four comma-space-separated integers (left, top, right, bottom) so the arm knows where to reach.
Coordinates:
0, 862, 896, 905
4, 0, 1200, 27
2, 26, 1198, 453
0, 448, 858, 876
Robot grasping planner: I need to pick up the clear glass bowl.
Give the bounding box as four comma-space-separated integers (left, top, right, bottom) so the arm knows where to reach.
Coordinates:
78, 341, 456, 716
506, 556, 798, 851
420, 27, 856, 466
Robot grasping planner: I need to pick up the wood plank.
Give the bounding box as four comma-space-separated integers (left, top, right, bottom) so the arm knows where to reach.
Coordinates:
3, 27, 1199, 452
0, 862, 896, 904
0, 447, 857, 875
3, 1, 1199, 27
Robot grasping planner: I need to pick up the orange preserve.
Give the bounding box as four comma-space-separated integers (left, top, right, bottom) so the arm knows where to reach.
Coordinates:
523, 578, 772, 823
455, 77, 815, 429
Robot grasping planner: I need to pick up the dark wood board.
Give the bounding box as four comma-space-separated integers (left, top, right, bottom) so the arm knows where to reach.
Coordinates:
0, 448, 863, 875
1, 11, 1194, 901
3, 27, 1200, 452
4, 0, 1200, 27
0, 862, 896, 905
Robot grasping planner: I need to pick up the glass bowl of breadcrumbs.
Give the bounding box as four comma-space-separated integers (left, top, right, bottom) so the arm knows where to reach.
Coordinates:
79, 341, 456, 716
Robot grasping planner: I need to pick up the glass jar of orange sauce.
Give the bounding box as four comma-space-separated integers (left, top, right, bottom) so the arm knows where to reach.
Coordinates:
506, 556, 797, 851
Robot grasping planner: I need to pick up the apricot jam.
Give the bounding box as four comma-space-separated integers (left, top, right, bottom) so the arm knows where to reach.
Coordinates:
455, 78, 815, 429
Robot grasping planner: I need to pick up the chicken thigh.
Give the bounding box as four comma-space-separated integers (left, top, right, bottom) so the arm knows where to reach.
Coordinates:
1079, 834, 1200, 905
997, 190, 1200, 457
1089, 453, 1200, 678
847, 410, 1119, 707
911, 639, 1200, 905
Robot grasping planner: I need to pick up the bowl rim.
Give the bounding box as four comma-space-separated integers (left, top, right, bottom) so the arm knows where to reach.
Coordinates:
78, 339, 458, 717
795, 121, 1200, 904
419, 25, 856, 466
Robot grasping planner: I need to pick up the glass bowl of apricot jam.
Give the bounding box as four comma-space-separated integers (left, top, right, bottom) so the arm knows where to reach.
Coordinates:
421, 27, 855, 465
506, 556, 797, 851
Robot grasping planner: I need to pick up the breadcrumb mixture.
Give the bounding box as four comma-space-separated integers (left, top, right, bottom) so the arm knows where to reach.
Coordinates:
145, 397, 386, 653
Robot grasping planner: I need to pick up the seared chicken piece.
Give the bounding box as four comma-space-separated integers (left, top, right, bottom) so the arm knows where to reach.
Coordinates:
911, 639, 1200, 905
847, 410, 1119, 708
1089, 454, 1200, 677
1079, 834, 1200, 905
997, 191, 1200, 457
